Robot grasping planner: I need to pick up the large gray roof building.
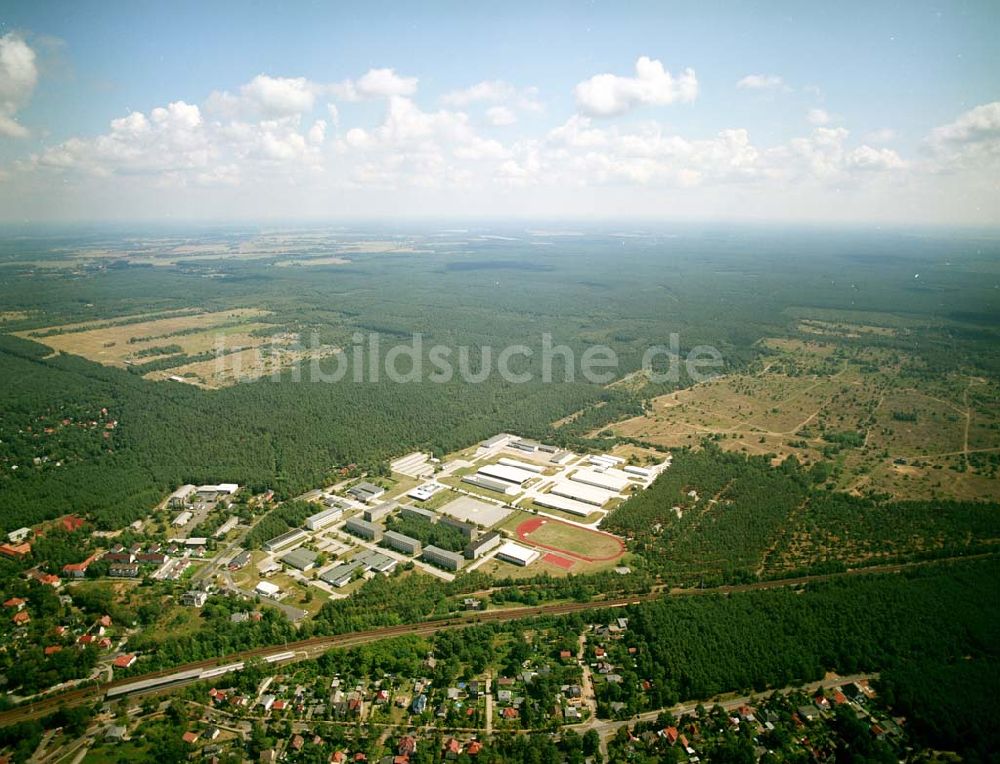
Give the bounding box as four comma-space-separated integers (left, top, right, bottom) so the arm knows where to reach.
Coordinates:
422, 545, 465, 571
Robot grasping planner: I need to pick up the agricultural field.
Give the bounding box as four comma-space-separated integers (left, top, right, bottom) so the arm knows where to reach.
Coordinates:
16, 308, 272, 362
14, 308, 345, 388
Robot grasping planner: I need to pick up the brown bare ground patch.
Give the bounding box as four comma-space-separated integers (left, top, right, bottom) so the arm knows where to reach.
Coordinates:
144, 344, 337, 389
602, 337, 999, 501
17, 309, 271, 367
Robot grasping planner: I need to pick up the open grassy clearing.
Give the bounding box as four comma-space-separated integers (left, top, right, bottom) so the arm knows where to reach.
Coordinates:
797, 319, 899, 338
144, 343, 338, 388
606, 332, 1000, 500
16, 308, 272, 366
515, 516, 625, 560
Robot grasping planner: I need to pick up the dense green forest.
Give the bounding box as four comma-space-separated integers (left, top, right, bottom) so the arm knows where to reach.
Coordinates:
243, 500, 316, 549
2, 226, 999, 532
878, 657, 1000, 762
604, 557, 999, 713
602, 443, 1000, 582
386, 513, 469, 553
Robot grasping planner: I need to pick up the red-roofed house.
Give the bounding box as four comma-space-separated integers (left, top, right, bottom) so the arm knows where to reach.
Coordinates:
662, 727, 679, 745
63, 554, 99, 578
12, 610, 30, 625
98, 615, 112, 628
0, 543, 31, 559
181, 731, 199, 744
61, 515, 86, 533
443, 738, 461, 756
78, 634, 94, 645
29, 570, 61, 587
466, 741, 483, 756
113, 654, 137, 669
290, 735, 304, 752
397, 736, 416, 756
3, 597, 26, 610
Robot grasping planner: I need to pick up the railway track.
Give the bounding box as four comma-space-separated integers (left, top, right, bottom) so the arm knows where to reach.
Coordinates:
0, 553, 987, 727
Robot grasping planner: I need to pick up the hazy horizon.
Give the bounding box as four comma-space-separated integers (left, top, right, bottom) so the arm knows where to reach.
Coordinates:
1, 1, 998, 225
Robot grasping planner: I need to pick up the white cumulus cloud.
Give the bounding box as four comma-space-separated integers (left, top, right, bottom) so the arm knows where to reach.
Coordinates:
929, 101, 1000, 146
806, 108, 831, 126
486, 106, 517, 126
925, 101, 1000, 172
736, 74, 785, 91
332, 67, 418, 100
574, 56, 697, 117
0, 33, 39, 138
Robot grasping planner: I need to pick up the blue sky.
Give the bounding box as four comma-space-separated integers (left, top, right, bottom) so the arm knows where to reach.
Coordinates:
1, 0, 998, 223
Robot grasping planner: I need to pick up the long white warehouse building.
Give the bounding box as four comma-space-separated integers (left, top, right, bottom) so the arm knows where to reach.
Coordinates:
477, 463, 537, 485
570, 468, 629, 493
497, 457, 545, 474
496, 541, 540, 567
550, 480, 617, 507
534, 493, 596, 517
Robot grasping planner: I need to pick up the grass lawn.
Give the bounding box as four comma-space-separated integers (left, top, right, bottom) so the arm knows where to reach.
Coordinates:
517, 518, 624, 560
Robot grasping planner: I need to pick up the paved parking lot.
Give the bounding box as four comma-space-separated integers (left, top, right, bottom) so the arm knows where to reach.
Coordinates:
438, 495, 513, 528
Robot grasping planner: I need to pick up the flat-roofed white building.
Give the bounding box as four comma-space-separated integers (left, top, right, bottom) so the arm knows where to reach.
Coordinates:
305, 506, 343, 531
391, 452, 434, 478
588, 455, 618, 469
570, 468, 629, 493
496, 541, 540, 567
623, 465, 654, 478
167, 484, 196, 507
197, 483, 240, 495
550, 480, 617, 507
462, 474, 518, 496
254, 580, 281, 598
214, 516, 239, 538
173, 511, 193, 527
478, 464, 537, 485
479, 433, 514, 450
408, 482, 445, 502
551, 451, 576, 465
497, 457, 545, 474
534, 493, 595, 517
7, 527, 30, 544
